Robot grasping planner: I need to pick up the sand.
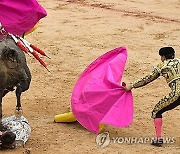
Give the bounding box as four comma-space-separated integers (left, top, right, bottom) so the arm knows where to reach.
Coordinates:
1, 0, 180, 153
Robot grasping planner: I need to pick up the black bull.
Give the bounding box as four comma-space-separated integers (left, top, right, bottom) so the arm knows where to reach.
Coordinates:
0, 39, 31, 130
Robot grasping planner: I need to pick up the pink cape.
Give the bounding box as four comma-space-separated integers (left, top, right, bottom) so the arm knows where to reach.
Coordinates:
71, 47, 133, 133
0, 0, 47, 35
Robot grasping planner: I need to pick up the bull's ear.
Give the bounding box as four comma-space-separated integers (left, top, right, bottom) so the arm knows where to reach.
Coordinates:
1, 47, 19, 68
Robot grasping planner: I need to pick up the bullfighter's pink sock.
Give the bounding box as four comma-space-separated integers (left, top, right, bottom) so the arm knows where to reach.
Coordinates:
154, 118, 162, 140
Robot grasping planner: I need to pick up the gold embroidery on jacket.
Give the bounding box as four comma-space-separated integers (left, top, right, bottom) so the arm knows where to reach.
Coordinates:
133, 58, 180, 88
132, 58, 180, 118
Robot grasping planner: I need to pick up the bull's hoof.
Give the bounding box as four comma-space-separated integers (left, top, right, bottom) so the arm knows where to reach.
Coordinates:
15, 109, 23, 118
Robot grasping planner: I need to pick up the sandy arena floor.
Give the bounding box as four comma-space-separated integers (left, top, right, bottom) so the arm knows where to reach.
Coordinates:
1, 0, 180, 153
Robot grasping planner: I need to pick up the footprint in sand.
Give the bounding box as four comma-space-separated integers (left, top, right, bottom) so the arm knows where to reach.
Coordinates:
153, 33, 166, 40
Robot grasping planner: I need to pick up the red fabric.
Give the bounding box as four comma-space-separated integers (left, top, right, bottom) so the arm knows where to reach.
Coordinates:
71, 47, 134, 133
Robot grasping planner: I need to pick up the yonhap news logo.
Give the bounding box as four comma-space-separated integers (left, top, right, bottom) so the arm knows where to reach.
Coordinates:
96, 132, 111, 148
96, 132, 175, 148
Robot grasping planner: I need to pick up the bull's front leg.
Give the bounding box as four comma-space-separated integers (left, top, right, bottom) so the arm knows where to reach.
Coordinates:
15, 83, 23, 117
15, 80, 30, 117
